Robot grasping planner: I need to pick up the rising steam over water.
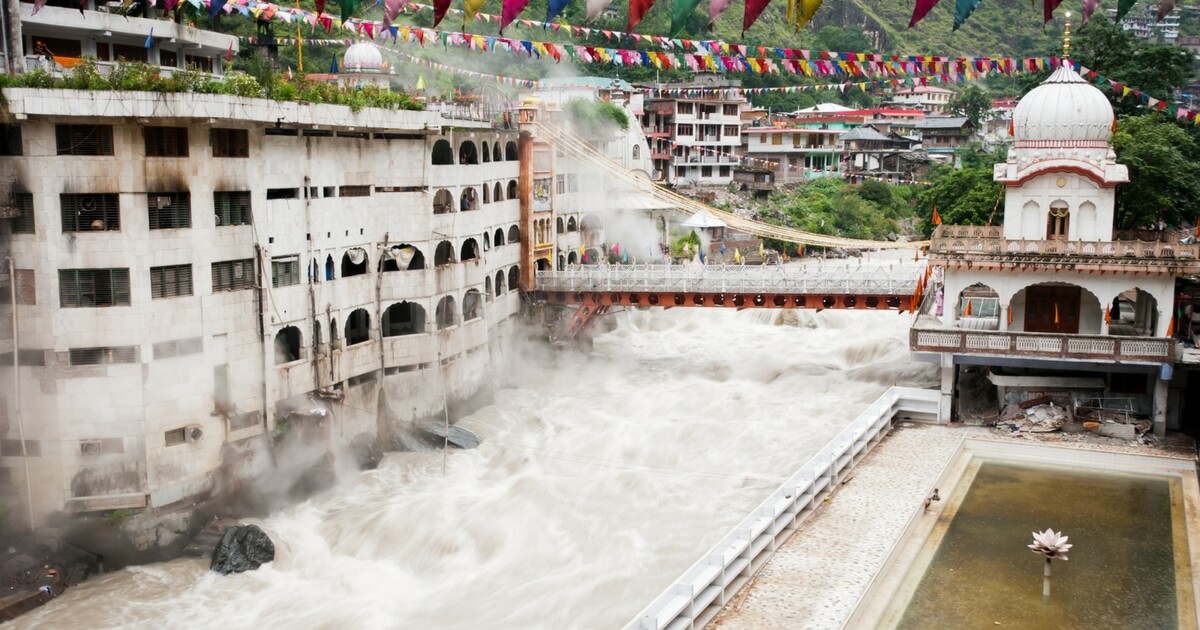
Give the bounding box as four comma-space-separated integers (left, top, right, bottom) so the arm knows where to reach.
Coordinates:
17, 309, 934, 630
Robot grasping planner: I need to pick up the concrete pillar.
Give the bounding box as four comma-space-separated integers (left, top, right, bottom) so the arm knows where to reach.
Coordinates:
999, 305, 1009, 332
938, 353, 954, 424
1153, 373, 1169, 437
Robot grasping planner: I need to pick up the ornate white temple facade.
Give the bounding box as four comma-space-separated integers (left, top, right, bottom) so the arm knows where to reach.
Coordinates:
911, 64, 1200, 435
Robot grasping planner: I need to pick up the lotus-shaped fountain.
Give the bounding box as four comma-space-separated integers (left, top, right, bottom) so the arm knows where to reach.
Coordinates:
1028, 528, 1073, 602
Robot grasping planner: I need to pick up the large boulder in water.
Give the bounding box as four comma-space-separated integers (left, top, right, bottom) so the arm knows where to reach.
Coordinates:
210, 525, 275, 575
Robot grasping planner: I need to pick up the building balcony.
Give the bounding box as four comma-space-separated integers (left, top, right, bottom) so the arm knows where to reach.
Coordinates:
930, 224, 1200, 274
910, 319, 1175, 364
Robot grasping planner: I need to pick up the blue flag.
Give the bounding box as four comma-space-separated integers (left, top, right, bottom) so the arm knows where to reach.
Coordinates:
546, 0, 570, 23
330, 55, 339, 74
720, 243, 727, 255
144, 29, 153, 49
209, 0, 227, 17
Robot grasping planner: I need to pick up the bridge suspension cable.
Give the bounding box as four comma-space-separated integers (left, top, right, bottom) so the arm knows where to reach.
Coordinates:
533, 121, 930, 250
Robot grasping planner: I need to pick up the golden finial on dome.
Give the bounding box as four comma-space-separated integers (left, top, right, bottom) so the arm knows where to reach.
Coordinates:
1063, 10, 1072, 59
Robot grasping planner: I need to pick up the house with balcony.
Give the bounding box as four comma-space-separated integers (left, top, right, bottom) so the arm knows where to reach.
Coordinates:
638, 73, 746, 187
742, 118, 851, 183
6, 0, 235, 77
914, 116, 976, 165
882, 85, 956, 115
839, 126, 929, 182
910, 64, 1200, 435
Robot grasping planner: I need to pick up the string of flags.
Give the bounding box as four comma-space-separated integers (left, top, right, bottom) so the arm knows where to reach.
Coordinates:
1075, 63, 1200, 126
220, 0, 1067, 75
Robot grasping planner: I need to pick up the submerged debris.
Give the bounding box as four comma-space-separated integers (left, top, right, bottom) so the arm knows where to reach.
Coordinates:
210, 525, 275, 575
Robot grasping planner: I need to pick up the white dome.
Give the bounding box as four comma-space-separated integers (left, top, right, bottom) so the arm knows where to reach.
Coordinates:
343, 42, 384, 72
1012, 64, 1114, 143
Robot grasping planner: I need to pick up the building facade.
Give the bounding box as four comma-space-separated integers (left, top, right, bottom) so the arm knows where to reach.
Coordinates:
742, 119, 850, 183
911, 64, 1200, 434
640, 73, 746, 187
882, 85, 956, 115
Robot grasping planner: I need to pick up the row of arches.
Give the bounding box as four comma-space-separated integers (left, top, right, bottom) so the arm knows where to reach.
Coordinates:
309, 228, 521, 281
952, 281, 1163, 337
556, 216, 579, 234
432, 139, 518, 166
273, 266, 523, 364
433, 181, 518, 214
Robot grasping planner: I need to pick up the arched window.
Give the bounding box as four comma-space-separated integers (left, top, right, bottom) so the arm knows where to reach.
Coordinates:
482, 184, 491, 204
274, 326, 301, 365
481, 141, 491, 163
435, 295, 457, 330
508, 225, 520, 243
345, 309, 370, 345
459, 141, 479, 165
493, 228, 505, 247
494, 182, 503, 202
313, 319, 322, 351
557, 255, 565, 270
325, 254, 335, 281
568, 251, 578, 265
341, 248, 368, 277
505, 141, 518, 161
485, 276, 493, 300
329, 317, 339, 347
508, 266, 519, 292
433, 189, 454, 214
632, 144, 641, 160
536, 258, 551, 272
495, 270, 506, 296
460, 187, 478, 212
382, 301, 426, 336
463, 289, 483, 321
380, 244, 425, 271
1047, 200, 1069, 241
567, 216, 577, 232
556, 217, 565, 234
460, 238, 479, 262
434, 241, 455, 266
493, 142, 501, 162
483, 232, 491, 251
432, 139, 453, 165
507, 180, 518, 199
309, 259, 319, 284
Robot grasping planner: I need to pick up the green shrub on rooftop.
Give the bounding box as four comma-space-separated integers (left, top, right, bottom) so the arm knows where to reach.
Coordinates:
0, 59, 423, 113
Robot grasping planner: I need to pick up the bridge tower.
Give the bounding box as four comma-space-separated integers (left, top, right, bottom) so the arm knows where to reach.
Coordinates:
516, 97, 558, 292
911, 62, 1200, 435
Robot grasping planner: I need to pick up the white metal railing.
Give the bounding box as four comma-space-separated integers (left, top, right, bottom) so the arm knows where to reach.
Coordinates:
535, 264, 917, 296
931, 225, 1200, 261
911, 327, 1173, 361
624, 386, 940, 630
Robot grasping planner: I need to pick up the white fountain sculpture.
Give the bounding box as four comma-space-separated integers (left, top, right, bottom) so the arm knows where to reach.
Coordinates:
1028, 528, 1073, 602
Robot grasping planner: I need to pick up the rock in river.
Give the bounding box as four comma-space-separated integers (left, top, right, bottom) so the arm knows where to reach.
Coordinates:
209, 525, 275, 575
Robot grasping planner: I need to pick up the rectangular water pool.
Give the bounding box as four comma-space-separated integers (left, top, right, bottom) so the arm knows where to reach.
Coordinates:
883, 459, 1195, 629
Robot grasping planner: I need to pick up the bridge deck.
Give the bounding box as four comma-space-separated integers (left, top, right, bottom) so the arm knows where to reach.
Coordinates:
535, 264, 919, 311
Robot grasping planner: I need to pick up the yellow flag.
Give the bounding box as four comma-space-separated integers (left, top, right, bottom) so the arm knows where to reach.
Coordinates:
759, 241, 764, 258
464, 0, 486, 26
734, 248, 742, 264
415, 74, 426, 91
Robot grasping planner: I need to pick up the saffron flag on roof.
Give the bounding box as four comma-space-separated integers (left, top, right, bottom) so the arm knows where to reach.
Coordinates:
501, 0, 532, 33
954, 0, 981, 29
708, 0, 732, 30
1081, 0, 1100, 22
586, 0, 614, 22
628, 0, 656, 31
547, 0, 571, 24
671, 0, 702, 37
1043, 0, 1063, 22
932, 206, 942, 225
908, 0, 941, 27
742, 0, 771, 33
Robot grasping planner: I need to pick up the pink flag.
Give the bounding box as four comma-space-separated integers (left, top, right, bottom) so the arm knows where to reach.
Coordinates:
32, 0, 47, 14
1044, 0, 1063, 22
1081, 0, 1100, 21
708, 0, 731, 29
908, 0, 941, 27
383, 0, 404, 28
742, 0, 770, 33
501, 0, 531, 32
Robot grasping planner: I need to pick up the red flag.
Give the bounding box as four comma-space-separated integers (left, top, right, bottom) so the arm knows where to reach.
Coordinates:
225, 42, 233, 62
628, 0, 656, 32
501, 0, 532, 32
908, 0, 941, 27
1044, 0, 1063, 22
315, 0, 326, 15
433, 0, 451, 27
742, 0, 770, 33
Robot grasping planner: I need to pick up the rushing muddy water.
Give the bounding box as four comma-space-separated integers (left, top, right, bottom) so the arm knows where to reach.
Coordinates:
17, 308, 934, 630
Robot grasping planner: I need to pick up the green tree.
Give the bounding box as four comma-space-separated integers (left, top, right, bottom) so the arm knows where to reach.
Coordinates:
1111, 114, 1200, 229
857, 179, 893, 206
947, 84, 991, 127
916, 162, 1004, 236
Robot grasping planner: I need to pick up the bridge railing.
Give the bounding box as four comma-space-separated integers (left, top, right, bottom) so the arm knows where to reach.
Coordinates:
623, 386, 941, 630
535, 264, 917, 295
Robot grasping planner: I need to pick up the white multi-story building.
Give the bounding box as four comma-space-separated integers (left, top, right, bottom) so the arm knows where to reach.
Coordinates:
1108, 4, 1181, 44
640, 73, 746, 187
882, 85, 956, 115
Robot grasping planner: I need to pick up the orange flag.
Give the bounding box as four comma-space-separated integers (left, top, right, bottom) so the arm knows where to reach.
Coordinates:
932, 207, 942, 226
964, 299, 973, 317
1008, 306, 1014, 326
1167, 315, 1175, 337
1054, 303, 1060, 325
1104, 306, 1111, 325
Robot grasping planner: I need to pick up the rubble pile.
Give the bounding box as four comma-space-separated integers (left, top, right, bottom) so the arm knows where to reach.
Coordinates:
993, 396, 1154, 443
